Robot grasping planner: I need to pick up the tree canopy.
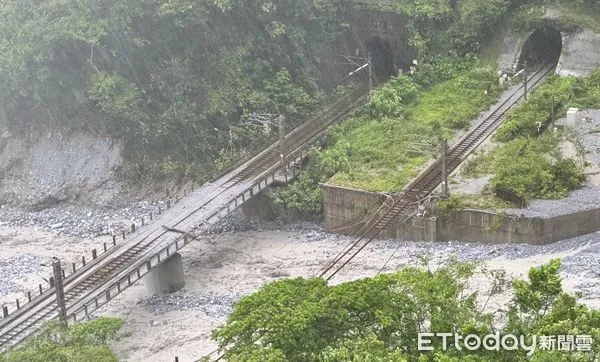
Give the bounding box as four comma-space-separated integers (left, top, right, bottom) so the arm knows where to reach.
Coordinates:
213, 259, 600, 361
0, 317, 123, 362
1, 0, 598, 183
0, 0, 343, 178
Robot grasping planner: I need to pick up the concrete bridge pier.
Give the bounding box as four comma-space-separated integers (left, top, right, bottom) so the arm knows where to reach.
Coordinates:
146, 253, 185, 295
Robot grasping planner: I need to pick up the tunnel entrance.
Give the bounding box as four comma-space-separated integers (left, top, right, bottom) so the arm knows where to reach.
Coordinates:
518, 27, 562, 70
365, 37, 395, 81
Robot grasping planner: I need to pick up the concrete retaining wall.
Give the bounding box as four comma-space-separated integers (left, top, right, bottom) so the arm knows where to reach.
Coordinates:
323, 183, 600, 244
323, 184, 436, 241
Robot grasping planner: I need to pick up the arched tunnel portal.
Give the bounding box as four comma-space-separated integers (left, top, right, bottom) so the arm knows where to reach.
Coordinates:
518, 27, 563, 70
365, 36, 396, 82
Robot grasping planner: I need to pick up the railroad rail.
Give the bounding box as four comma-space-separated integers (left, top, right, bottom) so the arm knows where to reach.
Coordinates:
319, 63, 555, 281
0, 79, 371, 350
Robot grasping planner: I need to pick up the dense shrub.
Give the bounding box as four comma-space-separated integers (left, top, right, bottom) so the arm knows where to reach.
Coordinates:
273, 147, 348, 214
450, 0, 508, 54
0, 318, 123, 362
435, 193, 467, 217
410, 55, 471, 89
496, 76, 577, 142
366, 75, 420, 118
467, 132, 585, 203
491, 156, 584, 201
213, 259, 600, 361
0, 0, 343, 179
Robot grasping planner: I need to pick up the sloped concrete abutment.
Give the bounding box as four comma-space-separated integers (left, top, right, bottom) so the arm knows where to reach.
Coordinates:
323, 183, 600, 244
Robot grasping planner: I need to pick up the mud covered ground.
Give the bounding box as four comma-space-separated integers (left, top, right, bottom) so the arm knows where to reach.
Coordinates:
1, 216, 600, 361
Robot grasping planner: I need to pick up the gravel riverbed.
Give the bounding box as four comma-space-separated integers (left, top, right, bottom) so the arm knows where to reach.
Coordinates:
138, 291, 245, 319
0, 201, 167, 238
2, 200, 600, 361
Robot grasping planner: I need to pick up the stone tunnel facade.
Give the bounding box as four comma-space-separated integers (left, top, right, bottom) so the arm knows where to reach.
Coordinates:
499, 17, 600, 77
319, 6, 415, 87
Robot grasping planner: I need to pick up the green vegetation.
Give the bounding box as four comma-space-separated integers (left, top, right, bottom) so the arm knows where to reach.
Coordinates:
0, 0, 343, 179
276, 64, 501, 212
273, 147, 341, 215
511, 0, 600, 33
212, 259, 600, 361
461, 68, 600, 204
0, 318, 123, 362
394, 0, 510, 57
496, 76, 577, 142
0, 0, 563, 183
485, 211, 508, 232
463, 134, 583, 201
435, 192, 511, 218
435, 194, 468, 217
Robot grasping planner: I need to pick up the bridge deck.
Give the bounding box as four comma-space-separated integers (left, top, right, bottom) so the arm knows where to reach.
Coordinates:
0, 80, 370, 349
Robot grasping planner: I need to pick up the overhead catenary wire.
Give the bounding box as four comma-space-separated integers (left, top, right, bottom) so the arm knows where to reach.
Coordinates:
318, 63, 554, 282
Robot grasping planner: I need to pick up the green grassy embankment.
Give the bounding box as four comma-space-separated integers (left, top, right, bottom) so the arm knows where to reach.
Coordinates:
454, 69, 600, 210
274, 63, 502, 213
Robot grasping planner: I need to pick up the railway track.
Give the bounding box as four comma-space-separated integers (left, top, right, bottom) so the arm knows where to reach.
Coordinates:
231, 83, 369, 182
0, 81, 370, 350
320, 63, 555, 280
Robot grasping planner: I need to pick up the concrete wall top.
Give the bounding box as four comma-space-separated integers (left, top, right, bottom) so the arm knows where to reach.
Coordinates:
323, 182, 600, 244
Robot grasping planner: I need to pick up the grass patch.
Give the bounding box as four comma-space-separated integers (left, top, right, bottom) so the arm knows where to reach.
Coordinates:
554, 3, 600, 33
462, 192, 512, 211
327, 66, 501, 192
457, 66, 600, 204
463, 134, 560, 178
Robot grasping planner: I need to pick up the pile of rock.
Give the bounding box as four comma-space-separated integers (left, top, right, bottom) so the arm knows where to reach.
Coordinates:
0, 201, 166, 238
137, 290, 245, 319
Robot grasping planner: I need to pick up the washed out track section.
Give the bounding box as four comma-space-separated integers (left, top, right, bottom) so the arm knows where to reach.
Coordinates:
0, 82, 370, 350
320, 64, 555, 281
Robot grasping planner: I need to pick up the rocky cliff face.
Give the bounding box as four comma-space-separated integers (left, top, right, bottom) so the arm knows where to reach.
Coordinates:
0, 131, 127, 209
557, 29, 600, 77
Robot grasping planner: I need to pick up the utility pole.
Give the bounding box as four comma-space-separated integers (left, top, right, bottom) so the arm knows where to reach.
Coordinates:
551, 95, 555, 129
278, 115, 286, 173
52, 259, 67, 324
367, 52, 373, 92
440, 138, 448, 198
247, 113, 286, 172
523, 61, 528, 100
